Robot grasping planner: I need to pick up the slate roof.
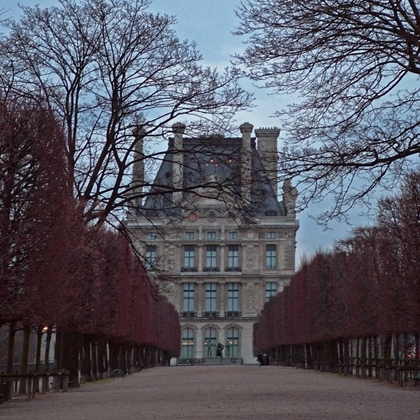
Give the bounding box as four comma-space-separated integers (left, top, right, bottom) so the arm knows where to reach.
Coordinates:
140, 136, 285, 218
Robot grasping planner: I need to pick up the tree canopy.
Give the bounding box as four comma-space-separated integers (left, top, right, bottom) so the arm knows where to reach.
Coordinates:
255, 170, 420, 353
236, 0, 420, 223
0, 96, 73, 324
1, 0, 252, 228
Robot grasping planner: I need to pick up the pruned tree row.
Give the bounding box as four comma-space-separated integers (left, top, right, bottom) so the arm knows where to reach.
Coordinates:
0, 95, 180, 398
254, 171, 420, 384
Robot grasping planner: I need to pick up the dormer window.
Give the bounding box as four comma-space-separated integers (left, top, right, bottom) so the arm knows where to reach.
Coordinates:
229, 231, 238, 240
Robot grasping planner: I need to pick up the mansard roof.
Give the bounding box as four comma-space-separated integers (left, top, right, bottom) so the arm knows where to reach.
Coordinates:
141, 136, 285, 218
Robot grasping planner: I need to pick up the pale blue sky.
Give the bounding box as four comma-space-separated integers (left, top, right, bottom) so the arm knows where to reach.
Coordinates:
146, 1, 360, 264
6, 0, 358, 265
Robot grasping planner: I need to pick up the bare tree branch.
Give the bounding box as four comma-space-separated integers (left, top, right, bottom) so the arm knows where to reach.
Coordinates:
235, 0, 420, 223
0, 0, 252, 228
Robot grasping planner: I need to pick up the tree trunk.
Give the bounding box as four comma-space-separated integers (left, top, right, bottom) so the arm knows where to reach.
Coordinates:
54, 329, 63, 370
44, 327, 53, 372
97, 337, 107, 378
91, 336, 98, 381
61, 331, 80, 388
403, 333, 409, 365
19, 324, 31, 394
384, 335, 392, 366
35, 327, 43, 392
35, 328, 42, 373
7, 321, 17, 374
81, 334, 92, 383
108, 342, 117, 371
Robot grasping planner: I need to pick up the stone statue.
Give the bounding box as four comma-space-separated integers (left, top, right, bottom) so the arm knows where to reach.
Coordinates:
206, 340, 213, 357
282, 179, 298, 215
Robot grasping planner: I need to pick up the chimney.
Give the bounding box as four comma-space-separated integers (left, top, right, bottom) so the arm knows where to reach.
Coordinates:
131, 126, 146, 210
239, 122, 254, 206
255, 127, 280, 194
172, 122, 186, 205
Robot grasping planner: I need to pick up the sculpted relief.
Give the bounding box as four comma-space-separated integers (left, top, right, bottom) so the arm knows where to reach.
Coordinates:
247, 284, 256, 311
245, 245, 257, 269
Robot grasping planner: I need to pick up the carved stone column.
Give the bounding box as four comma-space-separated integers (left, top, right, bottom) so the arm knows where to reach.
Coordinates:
178, 282, 184, 313
220, 244, 225, 270
198, 244, 203, 272
239, 282, 245, 315
219, 281, 226, 316
196, 327, 204, 359
197, 282, 203, 317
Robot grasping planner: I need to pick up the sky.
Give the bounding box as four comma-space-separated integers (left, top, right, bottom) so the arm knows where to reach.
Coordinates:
144, 1, 358, 264
5, 0, 363, 265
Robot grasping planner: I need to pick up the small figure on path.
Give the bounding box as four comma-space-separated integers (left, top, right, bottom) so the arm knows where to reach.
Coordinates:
263, 353, 269, 366
257, 352, 263, 367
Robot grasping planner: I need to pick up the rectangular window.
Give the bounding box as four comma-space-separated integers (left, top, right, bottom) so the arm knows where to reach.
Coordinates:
227, 327, 239, 358
207, 231, 216, 240
145, 245, 157, 269
206, 245, 217, 268
228, 245, 239, 268
181, 328, 194, 358
227, 282, 239, 311
265, 282, 277, 302
185, 232, 195, 240
266, 232, 276, 239
146, 232, 157, 240
184, 245, 195, 268
183, 283, 195, 312
266, 244, 277, 269
205, 283, 217, 312
229, 231, 238, 240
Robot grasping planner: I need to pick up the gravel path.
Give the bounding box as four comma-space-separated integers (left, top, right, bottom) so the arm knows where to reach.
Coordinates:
1, 365, 419, 419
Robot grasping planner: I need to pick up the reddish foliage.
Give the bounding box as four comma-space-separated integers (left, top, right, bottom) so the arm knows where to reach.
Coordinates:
255, 171, 420, 352
0, 97, 73, 325
0, 96, 180, 357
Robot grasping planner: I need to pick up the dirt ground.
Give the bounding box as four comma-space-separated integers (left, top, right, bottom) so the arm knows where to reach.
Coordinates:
1, 365, 419, 419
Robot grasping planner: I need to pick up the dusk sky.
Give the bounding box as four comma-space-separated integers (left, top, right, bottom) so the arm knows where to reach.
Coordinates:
6, 0, 366, 266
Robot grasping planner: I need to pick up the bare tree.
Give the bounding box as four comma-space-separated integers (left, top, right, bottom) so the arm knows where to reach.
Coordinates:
0, 0, 252, 227
235, 0, 420, 223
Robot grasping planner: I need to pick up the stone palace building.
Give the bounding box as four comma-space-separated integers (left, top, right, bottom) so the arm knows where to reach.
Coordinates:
124, 122, 299, 364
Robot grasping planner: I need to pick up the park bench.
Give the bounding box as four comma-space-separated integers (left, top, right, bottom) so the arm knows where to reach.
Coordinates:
413, 371, 420, 387
109, 368, 127, 379
337, 363, 354, 376
0, 381, 12, 403
395, 366, 420, 387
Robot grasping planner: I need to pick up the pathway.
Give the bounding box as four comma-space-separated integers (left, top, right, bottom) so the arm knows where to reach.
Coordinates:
1, 365, 419, 419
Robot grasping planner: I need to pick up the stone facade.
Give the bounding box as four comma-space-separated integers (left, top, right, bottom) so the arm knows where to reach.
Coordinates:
124, 122, 299, 364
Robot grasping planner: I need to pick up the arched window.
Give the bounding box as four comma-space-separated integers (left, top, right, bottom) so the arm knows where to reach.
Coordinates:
227, 327, 239, 358
181, 328, 195, 358
204, 327, 217, 357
